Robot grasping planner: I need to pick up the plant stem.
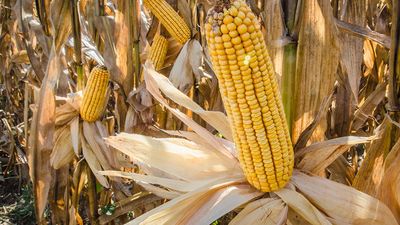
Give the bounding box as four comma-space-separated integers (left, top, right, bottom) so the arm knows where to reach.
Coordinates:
70, 0, 84, 90
131, 0, 141, 87
280, 0, 301, 133
281, 43, 296, 132
388, 0, 400, 111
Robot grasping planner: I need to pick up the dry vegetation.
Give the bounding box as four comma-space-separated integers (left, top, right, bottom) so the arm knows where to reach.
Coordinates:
1, 0, 400, 224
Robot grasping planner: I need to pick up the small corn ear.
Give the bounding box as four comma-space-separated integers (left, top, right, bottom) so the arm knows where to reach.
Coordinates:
148, 34, 169, 70
143, 0, 191, 44
80, 66, 110, 122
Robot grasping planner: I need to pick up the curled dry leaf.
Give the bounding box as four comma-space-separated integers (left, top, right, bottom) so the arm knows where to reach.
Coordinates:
297, 135, 378, 174
169, 41, 194, 94
352, 81, 387, 131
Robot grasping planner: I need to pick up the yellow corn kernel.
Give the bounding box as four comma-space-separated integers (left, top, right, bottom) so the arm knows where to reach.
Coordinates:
143, 0, 191, 44
80, 66, 109, 122
205, 0, 294, 193
148, 34, 168, 70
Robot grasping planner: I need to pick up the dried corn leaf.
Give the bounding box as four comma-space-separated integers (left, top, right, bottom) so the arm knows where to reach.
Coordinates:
275, 188, 332, 225
55, 93, 81, 126
292, 0, 339, 143
146, 64, 232, 140
338, 0, 367, 102
292, 171, 398, 225
144, 65, 235, 159
105, 133, 242, 182
10, 50, 29, 64
129, 180, 260, 225
70, 117, 80, 156
169, 40, 194, 94
378, 138, 400, 223
27, 46, 61, 221
163, 130, 236, 156
297, 135, 376, 173
353, 118, 394, 196
81, 133, 109, 188
138, 183, 181, 199
50, 0, 72, 53
103, 0, 134, 94
229, 198, 287, 225
352, 81, 387, 130
14, 0, 46, 79
82, 122, 112, 170
184, 185, 261, 225
50, 127, 74, 169
100, 170, 201, 193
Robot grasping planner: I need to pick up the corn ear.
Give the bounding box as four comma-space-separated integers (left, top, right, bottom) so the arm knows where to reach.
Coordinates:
143, 0, 191, 44
205, 0, 294, 192
148, 34, 169, 70
80, 66, 110, 122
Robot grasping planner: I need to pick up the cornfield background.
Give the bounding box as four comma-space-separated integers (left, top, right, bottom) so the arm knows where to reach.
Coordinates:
1, 0, 400, 224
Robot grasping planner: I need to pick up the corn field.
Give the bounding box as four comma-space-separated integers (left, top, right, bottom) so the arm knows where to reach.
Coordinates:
1, 0, 400, 224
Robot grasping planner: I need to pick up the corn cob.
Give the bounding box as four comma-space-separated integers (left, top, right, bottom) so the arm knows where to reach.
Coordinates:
80, 66, 109, 122
143, 0, 191, 44
148, 34, 169, 70
205, 0, 294, 192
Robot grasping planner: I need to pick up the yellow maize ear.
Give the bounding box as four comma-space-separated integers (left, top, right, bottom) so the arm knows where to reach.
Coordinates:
143, 0, 191, 44
205, 0, 294, 192
80, 66, 110, 122
148, 34, 169, 70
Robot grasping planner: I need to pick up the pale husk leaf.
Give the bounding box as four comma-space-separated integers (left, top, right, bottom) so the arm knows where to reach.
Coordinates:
168, 41, 194, 94
105, 133, 242, 183
144, 65, 234, 160
82, 122, 112, 170
163, 130, 236, 156
99, 170, 202, 193
229, 198, 287, 225
275, 188, 332, 225
70, 117, 80, 156
128, 179, 259, 225
81, 133, 109, 188
292, 172, 398, 225
145, 64, 233, 141
50, 126, 74, 169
